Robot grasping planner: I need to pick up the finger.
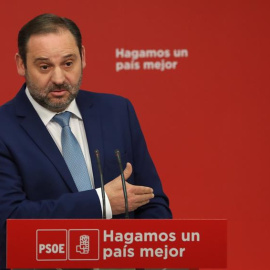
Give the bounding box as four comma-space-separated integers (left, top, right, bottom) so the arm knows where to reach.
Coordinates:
128, 193, 154, 211
110, 162, 132, 186
131, 185, 154, 195
132, 199, 151, 210
128, 198, 151, 211
123, 162, 132, 180
135, 192, 155, 202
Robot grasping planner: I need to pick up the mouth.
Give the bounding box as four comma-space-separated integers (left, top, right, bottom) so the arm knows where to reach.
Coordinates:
50, 89, 68, 97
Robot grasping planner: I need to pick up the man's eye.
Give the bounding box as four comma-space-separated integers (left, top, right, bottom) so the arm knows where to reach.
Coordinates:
40, 65, 49, 70
65, 62, 73, 67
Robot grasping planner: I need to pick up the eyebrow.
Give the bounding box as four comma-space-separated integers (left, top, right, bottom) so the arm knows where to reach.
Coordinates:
33, 54, 77, 63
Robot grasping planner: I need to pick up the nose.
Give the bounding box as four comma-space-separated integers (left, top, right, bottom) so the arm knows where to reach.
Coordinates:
51, 67, 65, 85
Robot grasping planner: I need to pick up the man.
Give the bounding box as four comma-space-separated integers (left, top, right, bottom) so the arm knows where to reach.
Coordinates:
0, 14, 172, 269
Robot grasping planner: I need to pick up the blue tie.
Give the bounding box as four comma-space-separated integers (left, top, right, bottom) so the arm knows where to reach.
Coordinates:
53, 111, 93, 191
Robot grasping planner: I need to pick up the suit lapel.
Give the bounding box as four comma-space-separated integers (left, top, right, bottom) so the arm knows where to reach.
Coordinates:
76, 91, 104, 189
15, 85, 78, 192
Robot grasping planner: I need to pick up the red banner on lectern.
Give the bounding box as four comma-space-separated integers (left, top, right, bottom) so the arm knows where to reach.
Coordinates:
7, 219, 227, 269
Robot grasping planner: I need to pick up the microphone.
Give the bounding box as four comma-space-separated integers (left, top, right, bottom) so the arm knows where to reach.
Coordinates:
115, 149, 129, 219
94, 149, 106, 219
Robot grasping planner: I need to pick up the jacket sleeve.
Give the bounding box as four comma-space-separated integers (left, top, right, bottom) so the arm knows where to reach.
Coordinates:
125, 99, 173, 219
0, 139, 102, 220
0, 137, 104, 269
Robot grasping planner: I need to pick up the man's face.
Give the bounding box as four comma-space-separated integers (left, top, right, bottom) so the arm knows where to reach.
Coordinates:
16, 30, 86, 112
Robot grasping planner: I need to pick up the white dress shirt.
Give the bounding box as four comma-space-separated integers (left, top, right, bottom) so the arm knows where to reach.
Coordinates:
25, 87, 112, 219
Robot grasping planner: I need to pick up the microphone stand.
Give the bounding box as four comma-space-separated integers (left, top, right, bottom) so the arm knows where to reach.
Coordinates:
115, 149, 129, 219
94, 149, 106, 219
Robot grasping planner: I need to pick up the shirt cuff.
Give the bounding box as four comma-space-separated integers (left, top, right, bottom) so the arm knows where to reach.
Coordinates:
96, 188, 112, 219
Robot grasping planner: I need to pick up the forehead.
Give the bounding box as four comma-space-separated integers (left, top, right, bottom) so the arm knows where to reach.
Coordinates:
26, 30, 79, 59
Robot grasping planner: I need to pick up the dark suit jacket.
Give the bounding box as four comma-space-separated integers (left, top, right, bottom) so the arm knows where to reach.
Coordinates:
0, 84, 172, 269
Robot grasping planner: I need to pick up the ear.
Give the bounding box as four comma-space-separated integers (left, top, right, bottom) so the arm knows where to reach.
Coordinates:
15, 53, 26, 76
81, 45, 86, 69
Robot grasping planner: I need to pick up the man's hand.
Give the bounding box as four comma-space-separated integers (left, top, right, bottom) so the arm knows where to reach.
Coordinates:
104, 163, 154, 215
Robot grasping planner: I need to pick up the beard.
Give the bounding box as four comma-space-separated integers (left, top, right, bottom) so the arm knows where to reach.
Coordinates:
25, 72, 82, 112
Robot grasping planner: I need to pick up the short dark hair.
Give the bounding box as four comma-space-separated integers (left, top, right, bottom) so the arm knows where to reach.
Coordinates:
18, 13, 82, 67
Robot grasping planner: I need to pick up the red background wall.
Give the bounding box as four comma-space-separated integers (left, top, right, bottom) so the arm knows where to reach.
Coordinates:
1, 0, 269, 269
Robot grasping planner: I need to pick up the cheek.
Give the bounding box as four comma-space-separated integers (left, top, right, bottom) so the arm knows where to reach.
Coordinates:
28, 70, 51, 88
65, 71, 82, 85
27, 71, 49, 85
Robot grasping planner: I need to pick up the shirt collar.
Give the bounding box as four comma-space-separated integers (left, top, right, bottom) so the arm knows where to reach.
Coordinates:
25, 86, 82, 126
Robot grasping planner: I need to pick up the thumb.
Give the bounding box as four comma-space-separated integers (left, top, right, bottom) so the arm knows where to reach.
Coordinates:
123, 162, 132, 180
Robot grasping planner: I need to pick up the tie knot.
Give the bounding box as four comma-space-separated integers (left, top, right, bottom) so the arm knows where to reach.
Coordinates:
53, 111, 72, 128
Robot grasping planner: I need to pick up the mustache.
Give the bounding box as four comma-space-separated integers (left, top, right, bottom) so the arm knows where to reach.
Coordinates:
48, 83, 72, 92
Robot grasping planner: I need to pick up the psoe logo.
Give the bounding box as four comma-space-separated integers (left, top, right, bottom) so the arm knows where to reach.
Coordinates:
76, 235, 90, 254
36, 229, 67, 261
69, 229, 99, 260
